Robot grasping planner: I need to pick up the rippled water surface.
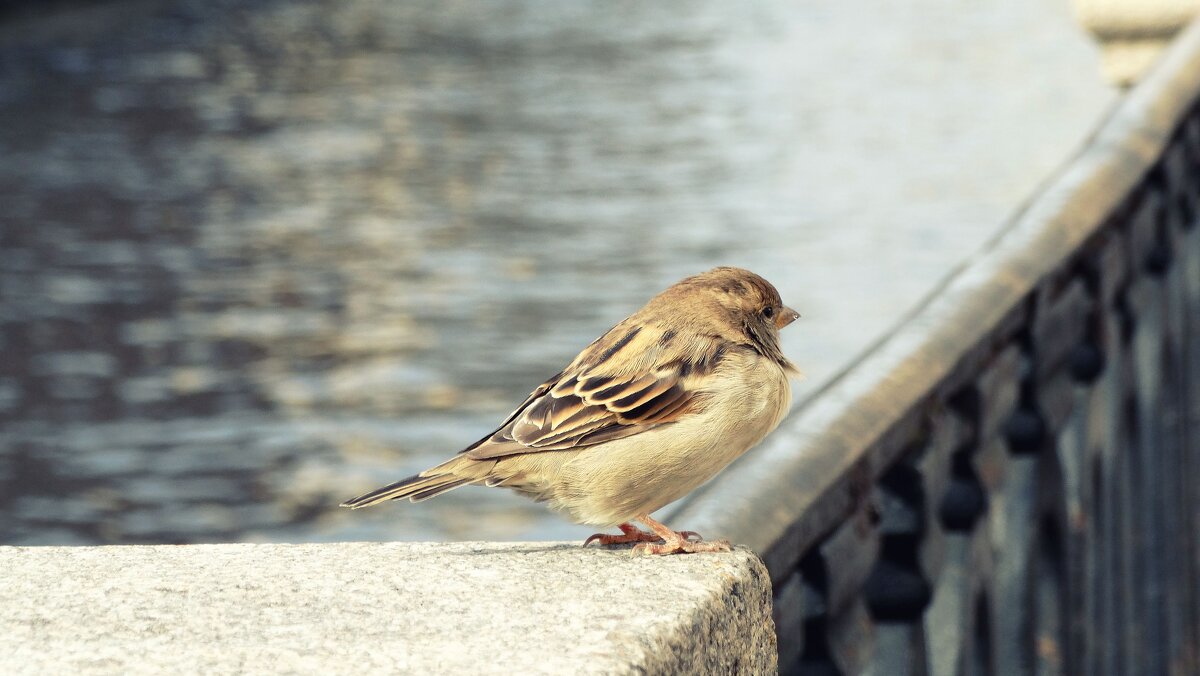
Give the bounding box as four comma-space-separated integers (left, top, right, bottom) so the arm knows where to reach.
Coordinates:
0, 0, 1113, 544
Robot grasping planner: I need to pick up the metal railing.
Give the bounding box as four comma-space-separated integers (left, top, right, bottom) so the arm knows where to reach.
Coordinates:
676, 19, 1200, 676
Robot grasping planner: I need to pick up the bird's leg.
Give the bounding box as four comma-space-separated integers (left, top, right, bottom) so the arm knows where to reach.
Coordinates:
583, 522, 661, 547
631, 514, 731, 556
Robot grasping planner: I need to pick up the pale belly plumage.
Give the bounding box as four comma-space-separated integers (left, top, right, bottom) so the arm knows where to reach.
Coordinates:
546, 351, 792, 526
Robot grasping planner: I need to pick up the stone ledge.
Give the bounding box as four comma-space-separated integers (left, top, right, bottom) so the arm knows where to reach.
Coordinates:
0, 542, 775, 675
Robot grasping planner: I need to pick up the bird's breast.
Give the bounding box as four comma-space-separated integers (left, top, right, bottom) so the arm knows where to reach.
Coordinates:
553, 350, 792, 526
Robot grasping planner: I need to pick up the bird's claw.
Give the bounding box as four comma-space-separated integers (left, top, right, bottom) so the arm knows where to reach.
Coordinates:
583, 524, 662, 547
583, 518, 728, 555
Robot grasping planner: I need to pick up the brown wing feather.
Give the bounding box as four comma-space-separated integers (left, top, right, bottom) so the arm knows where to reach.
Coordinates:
458, 372, 561, 456
462, 323, 713, 461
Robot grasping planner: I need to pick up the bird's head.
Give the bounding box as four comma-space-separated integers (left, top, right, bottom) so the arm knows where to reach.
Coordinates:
655, 266, 799, 370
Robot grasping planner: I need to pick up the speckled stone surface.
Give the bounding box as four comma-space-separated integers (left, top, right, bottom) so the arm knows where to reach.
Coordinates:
0, 542, 775, 675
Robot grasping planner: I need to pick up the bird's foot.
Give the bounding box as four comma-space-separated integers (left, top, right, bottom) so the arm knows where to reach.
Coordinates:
584, 515, 728, 554
584, 522, 664, 547
633, 536, 732, 556
628, 513, 729, 555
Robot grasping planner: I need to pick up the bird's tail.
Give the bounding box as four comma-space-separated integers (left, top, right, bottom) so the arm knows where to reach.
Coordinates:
339, 457, 487, 509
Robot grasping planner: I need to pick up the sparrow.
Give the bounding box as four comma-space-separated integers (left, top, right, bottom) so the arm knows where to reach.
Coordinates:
341, 266, 801, 555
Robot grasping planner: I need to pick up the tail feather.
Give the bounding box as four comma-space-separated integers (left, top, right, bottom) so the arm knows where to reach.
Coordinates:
409, 477, 472, 502
340, 472, 473, 509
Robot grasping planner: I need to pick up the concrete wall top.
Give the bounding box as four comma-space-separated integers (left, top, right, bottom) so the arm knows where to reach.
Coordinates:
0, 542, 776, 675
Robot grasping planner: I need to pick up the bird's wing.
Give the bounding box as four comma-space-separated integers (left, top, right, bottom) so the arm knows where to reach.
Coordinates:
460, 323, 720, 461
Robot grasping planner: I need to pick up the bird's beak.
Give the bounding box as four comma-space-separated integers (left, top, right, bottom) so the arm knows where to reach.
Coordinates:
776, 305, 800, 329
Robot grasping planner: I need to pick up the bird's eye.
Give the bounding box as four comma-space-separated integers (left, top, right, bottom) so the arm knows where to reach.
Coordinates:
762, 306, 775, 319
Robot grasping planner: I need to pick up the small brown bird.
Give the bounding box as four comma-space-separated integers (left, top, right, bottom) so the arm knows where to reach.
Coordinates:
342, 266, 800, 554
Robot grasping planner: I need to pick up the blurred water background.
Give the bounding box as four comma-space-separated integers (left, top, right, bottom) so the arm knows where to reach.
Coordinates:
0, 0, 1114, 545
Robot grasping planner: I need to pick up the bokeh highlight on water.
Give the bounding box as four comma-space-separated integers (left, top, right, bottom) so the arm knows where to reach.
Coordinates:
0, 0, 1113, 545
